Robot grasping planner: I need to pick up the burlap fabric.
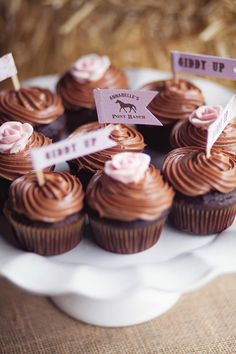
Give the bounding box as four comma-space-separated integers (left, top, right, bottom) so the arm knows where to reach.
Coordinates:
0, 275, 236, 354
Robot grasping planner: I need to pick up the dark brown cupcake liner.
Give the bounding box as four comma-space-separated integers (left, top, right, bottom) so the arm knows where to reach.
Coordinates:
35, 115, 67, 141
170, 201, 236, 235
89, 216, 166, 254
0, 178, 11, 212
137, 123, 175, 152
66, 108, 98, 134
5, 211, 85, 256
68, 162, 94, 191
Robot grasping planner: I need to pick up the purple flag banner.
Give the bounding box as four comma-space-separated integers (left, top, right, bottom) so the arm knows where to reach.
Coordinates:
171, 51, 236, 80
30, 125, 117, 171
207, 95, 236, 157
94, 88, 162, 126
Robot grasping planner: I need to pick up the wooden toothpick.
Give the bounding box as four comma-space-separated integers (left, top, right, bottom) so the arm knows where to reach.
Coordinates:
173, 71, 178, 84
36, 170, 45, 187
11, 74, 20, 91
206, 149, 211, 159
171, 52, 178, 84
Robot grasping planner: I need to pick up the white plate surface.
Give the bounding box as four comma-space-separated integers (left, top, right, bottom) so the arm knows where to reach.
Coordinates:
0, 68, 235, 327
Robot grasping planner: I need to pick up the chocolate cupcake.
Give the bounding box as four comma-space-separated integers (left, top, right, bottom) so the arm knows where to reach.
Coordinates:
0, 86, 65, 141
138, 79, 204, 151
0, 121, 52, 207
56, 54, 128, 132
86, 152, 174, 254
4, 172, 85, 256
162, 147, 236, 235
170, 105, 236, 155
68, 122, 145, 189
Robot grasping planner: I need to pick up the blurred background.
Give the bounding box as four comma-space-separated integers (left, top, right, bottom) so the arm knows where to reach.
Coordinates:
0, 0, 236, 86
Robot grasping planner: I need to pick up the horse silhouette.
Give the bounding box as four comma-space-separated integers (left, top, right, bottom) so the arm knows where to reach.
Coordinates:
115, 100, 137, 113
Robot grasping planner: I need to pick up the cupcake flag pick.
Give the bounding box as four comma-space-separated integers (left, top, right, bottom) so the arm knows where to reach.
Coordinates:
30, 125, 117, 186
94, 88, 162, 126
170, 51, 236, 157
206, 95, 236, 158
0, 53, 20, 90
171, 51, 236, 82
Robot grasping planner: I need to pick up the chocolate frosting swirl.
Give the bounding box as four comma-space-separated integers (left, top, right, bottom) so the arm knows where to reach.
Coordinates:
142, 79, 204, 124
56, 65, 128, 110
86, 165, 174, 221
69, 122, 145, 172
0, 87, 64, 126
162, 147, 236, 196
8, 172, 84, 222
0, 131, 51, 181
170, 119, 236, 155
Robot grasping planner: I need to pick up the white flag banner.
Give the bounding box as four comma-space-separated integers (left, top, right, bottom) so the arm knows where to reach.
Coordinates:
207, 95, 236, 157
0, 53, 17, 82
30, 125, 117, 171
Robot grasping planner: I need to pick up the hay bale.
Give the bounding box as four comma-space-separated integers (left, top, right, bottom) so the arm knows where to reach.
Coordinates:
0, 0, 235, 88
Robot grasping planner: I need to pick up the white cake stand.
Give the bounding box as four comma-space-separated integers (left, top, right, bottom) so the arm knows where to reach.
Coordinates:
0, 68, 235, 327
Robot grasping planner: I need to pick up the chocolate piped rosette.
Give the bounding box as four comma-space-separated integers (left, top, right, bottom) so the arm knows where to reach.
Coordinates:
86, 152, 174, 254
138, 79, 205, 151
170, 105, 236, 155
4, 172, 85, 256
0, 121, 52, 206
162, 146, 236, 235
143, 79, 204, 124
56, 54, 128, 131
0, 86, 65, 141
68, 122, 145, 189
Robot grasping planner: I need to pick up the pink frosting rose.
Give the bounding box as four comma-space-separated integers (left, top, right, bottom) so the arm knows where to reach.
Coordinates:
189, 105, 223, 130
0, 121, 33, 154
70, 54, 111, 82
104, 152, 151, 184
